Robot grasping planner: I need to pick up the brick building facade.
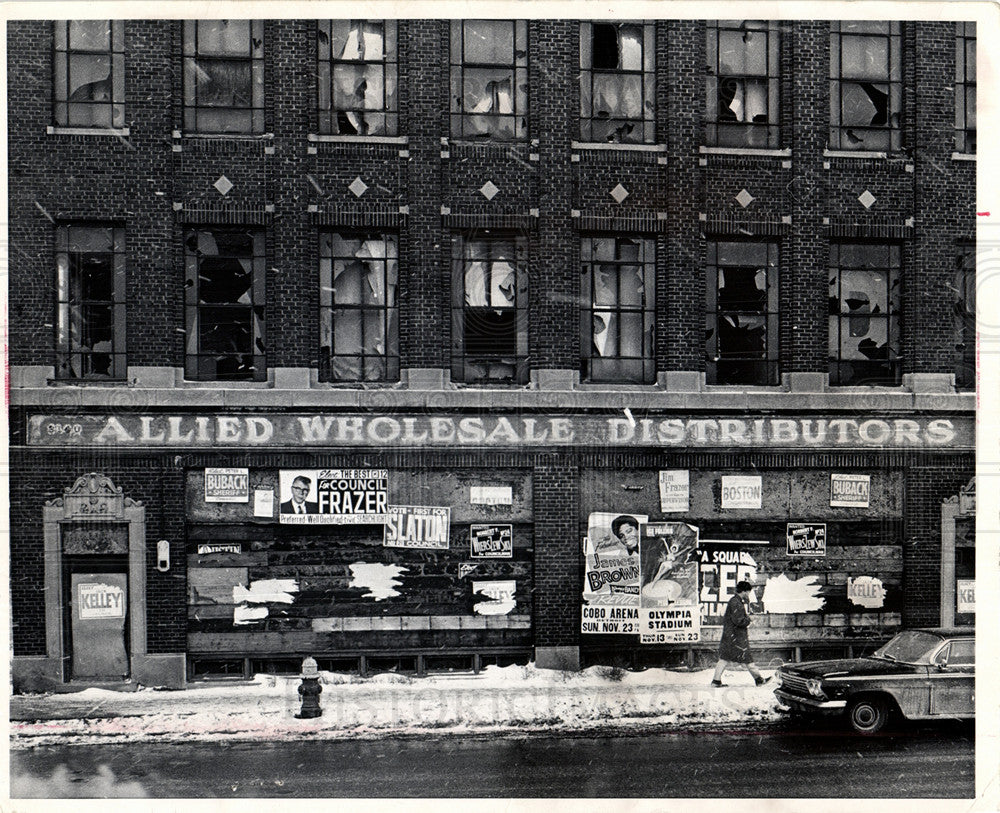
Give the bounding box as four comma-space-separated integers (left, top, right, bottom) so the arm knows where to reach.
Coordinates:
8, 18, 975, 690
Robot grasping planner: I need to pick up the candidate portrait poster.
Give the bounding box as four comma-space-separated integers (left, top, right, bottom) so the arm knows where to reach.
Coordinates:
278, 469, 388, 524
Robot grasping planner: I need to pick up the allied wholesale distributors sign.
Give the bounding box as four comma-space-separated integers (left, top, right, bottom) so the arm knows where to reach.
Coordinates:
29, 413, 972, 449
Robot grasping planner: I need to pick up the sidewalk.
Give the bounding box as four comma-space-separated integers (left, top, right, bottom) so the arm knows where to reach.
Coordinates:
10, 664, 781, 747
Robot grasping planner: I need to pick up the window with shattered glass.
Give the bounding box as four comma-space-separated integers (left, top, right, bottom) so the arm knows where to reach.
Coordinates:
955, 22, 976, 153
319, 231, 399, 382
53, 21, 125, 128
450, 20, 528, 140
318, 21, 397, 136
828, 243, 901, 385
451, 234, 528, 383
706, 21, 779, 148
580, 21, 655, 144
830, 21, 901, 151
705, 241, 778, 385
183, 20, 264, 134
954, 242, 975, 390
55, 224, 126, 380
580, 236, 655, 383
184, 229, 266, 381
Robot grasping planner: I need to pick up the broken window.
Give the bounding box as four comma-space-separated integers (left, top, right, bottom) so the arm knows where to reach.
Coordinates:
450, 20, 528, 140
580, 21, 655, 144
184, 228, 265, 380
319, 231, 399, 381
55, 224, 126, 379
830, 21, 902, 151
705, 241, 778, 385
954, 241, 976, 390
183, 20, 264, 134
580, 236, 655, 383
317, 21, 397, 136
955, 22, 976, 153
53, 20, 125, 128
706, 21, 779, 148
828, 243, 901, 385
452, 234, 528, 383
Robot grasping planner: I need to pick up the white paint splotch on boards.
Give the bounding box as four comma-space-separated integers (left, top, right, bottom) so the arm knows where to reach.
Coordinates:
232, 578, 299, 625
847, 576, 886, 608
473, 580, 516, 615
761, 574, 825, 614
349, 562, 407, 601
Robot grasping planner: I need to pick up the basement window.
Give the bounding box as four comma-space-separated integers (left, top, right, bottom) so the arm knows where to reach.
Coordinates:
184, 228, 266, 381
450, 20, 528, 140
317, 20, 398, 136
53, 20, 125, 128
830, 21, 902, 151
580, 21, 655, 143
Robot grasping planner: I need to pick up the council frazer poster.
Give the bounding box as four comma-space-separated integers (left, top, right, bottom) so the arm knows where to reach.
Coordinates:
278, 469, 388, 524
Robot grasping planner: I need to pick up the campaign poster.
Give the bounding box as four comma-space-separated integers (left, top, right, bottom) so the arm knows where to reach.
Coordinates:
830, 473, 871, 507
470, 524, 513, 558
638, 522, 701, 644
787, 523, 827, 556
580, 511, 646, 634
205, 467, 249, 503
698, 540, 766, 625
472, 580, 517, 615
956, 579, 975, 614
658, 470, 689, 512
278, 469, 388, 524
384, 505, 451, 549
720, 475, 762, 509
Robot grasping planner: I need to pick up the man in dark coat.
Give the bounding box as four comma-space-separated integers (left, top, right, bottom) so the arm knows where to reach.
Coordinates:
711, 581, 768, 687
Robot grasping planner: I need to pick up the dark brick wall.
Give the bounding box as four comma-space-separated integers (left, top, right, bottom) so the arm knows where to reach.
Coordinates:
533, 462, 580, 648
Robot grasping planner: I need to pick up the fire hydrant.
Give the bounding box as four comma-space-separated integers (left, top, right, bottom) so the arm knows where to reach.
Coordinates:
295, 656, 323, 718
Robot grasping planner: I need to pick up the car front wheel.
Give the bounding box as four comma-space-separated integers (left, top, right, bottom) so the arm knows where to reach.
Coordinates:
848, 696, 889, 734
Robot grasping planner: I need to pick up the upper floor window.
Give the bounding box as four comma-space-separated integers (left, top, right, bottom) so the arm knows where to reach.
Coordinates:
451, 234, 528, 383
955, 22, 976, 154
450, 20, 527, 140
53, 20, 125, 128
705, 20, 779, 148
317, 20, 397, 136
55, 224, 126, 380
319, 231, 399, 382
829, 21, 901, 151
954, 241, 976, 390
706, 240, 779, 385
580, 236, 655, 384
184, 228, 265, 381
580, 21, 654, 143
828, 243, 901, 386
183, 20, 264, 134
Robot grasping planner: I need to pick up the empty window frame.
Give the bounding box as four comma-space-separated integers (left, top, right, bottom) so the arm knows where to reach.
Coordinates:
317, 20, 398, 136
580, 21, 655, 143
53, 20, 125, 128
55, 224, 126, 380
830, 21, 902, 151
183, 20, 264, 134
451, 234, 528, 383
954, 241, 976, 390
580, 236, 655, 383
450, 20, 528, 140
705, 241, 779, 385
955, 22, 976, 153
828, 243, 901, 386
319, 231, 399, 382
184, 228, 266, 381
706, 20, 779, 148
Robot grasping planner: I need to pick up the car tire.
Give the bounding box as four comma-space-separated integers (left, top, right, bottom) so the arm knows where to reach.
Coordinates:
848, 696, 889, 734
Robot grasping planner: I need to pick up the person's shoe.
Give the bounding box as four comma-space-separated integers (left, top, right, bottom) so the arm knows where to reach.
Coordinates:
711, 679, 725, 687
754, 675, 771, 686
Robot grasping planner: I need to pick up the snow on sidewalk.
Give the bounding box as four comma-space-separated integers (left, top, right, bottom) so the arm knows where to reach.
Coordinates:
10, 664, 782, 747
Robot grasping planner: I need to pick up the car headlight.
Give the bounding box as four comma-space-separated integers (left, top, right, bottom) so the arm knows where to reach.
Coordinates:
806, 678, 825, 698
774, 672, 783, 688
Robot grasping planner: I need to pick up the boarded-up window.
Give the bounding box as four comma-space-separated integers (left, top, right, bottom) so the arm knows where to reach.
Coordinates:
53, 20, 125, 128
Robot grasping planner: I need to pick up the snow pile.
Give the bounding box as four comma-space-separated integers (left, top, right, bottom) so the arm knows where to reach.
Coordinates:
10, 664, 781, 747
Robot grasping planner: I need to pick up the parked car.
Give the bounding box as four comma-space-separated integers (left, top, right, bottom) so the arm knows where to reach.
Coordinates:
773, 627, 974, 734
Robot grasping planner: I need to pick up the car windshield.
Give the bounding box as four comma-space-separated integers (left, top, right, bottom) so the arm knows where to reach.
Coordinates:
873, 630, 944, 664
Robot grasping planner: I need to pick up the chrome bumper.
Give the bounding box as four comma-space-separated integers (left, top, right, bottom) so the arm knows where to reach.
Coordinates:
774, 688, 847, 711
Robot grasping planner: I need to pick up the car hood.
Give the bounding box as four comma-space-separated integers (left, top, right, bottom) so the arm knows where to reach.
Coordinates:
781, 657, 920, 679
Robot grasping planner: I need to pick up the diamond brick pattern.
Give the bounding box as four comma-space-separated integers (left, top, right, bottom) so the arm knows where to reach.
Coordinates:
858, 189, 876, 209
610, 183, 629, 203
213, 175, 233, 196
348, 177, 369, 198
735, 188, 754, 208
479, 180, 499, 201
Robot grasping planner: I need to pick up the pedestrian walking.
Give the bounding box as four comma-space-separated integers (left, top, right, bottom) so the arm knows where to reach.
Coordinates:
711, 581, 768, 687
